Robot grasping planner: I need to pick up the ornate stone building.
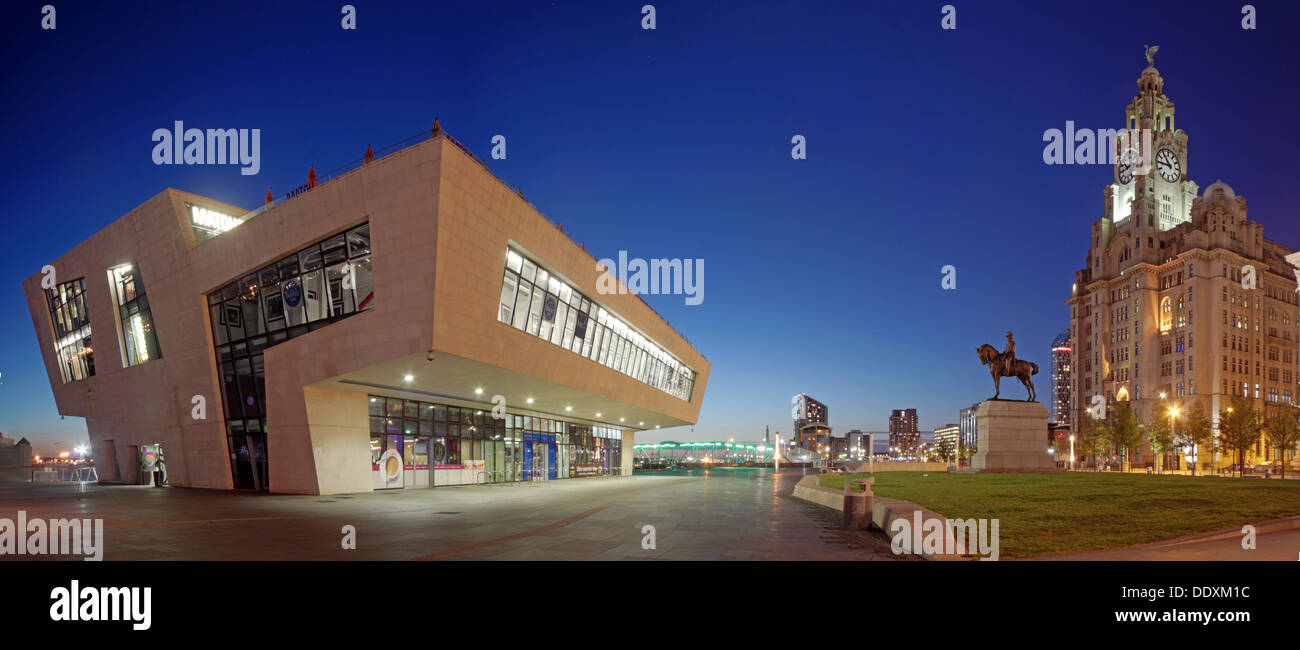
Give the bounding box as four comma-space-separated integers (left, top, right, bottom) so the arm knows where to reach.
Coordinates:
1067, 55, 1299, 470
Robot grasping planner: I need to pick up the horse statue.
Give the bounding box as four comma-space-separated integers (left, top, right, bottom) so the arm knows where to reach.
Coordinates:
976, 343, 1039, 402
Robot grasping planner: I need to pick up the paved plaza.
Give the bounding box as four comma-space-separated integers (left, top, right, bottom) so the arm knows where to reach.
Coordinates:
0, 468, 910, 561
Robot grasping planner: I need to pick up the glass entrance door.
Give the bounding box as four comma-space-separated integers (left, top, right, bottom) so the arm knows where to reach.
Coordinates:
407, 436, 430, 488
533, 441, 548, 479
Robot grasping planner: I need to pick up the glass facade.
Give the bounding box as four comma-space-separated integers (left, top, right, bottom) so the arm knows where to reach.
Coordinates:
109, 264, 163, 366
497, 247, 695, 401
368, 394, 623, 489
206, 222, 374, 489
45, 278, 95, 383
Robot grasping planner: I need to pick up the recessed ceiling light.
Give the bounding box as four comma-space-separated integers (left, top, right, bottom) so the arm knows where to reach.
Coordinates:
619, 417, 625, 422
595, 412, 602, 417
565, 406, 573, 412
474, 387, 484, 395
526, 397, 534, 404
639, 421, 644, 426
403, 375, 414, 382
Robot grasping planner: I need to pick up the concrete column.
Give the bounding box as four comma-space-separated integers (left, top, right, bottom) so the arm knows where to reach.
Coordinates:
621, 429, 635, 476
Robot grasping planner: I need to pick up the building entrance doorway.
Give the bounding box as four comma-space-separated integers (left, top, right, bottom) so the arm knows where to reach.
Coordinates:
229, 434, 268, 490
533, 441, 549, 479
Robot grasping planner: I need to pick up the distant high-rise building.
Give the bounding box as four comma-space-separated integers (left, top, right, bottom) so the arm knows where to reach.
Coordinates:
845, 429, 869, 461
933, 424, 960, 461
888, 408, 921, 459
794, 394, 831, 457
1050, 328, 1074, 428
830, 435, 848, 462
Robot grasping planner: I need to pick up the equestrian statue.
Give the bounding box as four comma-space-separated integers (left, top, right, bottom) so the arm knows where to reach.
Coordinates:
976, 331, 1039, 402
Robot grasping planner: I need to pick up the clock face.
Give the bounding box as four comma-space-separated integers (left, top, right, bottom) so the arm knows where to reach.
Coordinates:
1116, 148, 1139, 184
1156, 148, 1180, 182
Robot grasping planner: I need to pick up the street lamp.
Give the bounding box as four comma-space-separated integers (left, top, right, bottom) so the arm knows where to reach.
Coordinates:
1167, 405, 1180, 474
1069, 434, 1075, 471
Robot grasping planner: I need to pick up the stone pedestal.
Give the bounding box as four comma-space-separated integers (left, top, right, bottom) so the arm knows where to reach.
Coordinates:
966, 400, 1058, 473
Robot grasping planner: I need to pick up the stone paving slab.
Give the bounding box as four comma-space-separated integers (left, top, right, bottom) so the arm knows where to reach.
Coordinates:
0, 469, 909, 561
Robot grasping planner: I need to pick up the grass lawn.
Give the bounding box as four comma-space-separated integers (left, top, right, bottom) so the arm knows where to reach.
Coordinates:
818, 472, 1300, 559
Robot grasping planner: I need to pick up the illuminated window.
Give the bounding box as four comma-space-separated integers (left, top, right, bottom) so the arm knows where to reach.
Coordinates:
109, 264, 163, 367
45, 278, 95, 383
498, 246, 695, 401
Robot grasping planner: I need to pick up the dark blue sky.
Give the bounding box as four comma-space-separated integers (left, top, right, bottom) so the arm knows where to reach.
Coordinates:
2, 1, 1298, 454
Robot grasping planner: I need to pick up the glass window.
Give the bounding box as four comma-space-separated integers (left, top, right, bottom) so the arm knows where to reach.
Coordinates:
347, 224, 371, 258
205, 223, 374, 489
325, 262, 356, 316
512, 279, 532, 330
500, 271, 519, 324
45, 278, 95, 383
321, 234, 348, 266
110, 263, 164, 368
299, 245, 323, 272
526, 289, 544, 335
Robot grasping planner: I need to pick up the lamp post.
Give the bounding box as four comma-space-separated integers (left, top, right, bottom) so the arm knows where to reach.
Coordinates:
1224, 406, 1234, 473
1069, 434, 1075, 471
868, 433, 874, 474
1156, 392, 1169, 474
1168, 405, 1180, 475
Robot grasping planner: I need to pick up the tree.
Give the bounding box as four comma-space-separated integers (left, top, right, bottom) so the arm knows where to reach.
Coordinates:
959, 438, 975, 462
936, 438, 956, 465
1219, 397, 1262, 478
1176, 400, 1214, 477
1050, 430, 1072, 464
1080, 415, 1108, 469
1263, 406, 1300, 479
1106, 401, 1143, 471
1146, 415, 1174, 475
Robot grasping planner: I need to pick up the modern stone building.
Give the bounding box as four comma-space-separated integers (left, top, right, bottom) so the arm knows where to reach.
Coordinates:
1067, 57, 1299, 470
22, 128, 710, 494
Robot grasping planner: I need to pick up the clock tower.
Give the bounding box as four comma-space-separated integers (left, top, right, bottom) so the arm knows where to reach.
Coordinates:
1107, 46, 1198, 231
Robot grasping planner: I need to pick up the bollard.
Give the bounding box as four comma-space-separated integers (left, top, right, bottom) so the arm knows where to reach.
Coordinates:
843, 477, 875, 530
